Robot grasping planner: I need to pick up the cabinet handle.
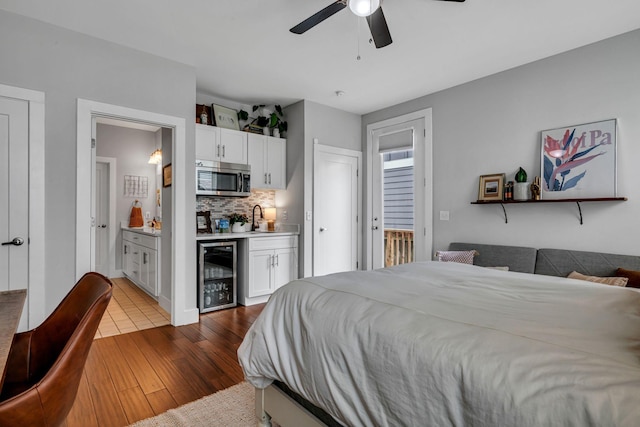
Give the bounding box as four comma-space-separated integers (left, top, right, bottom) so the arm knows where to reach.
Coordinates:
124, 245, 128, 254
264, 173, 267, 184
268, 173, 271, 184
275, 254, 279, 266
270, 255, 274, 267
222, 145, 226, 158
216, 144, 220, 158
143, 253, 148, 264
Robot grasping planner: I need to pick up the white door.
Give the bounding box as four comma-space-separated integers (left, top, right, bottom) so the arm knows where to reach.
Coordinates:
369, 113, 432, 269
94, 161, 109, 276
313, 144, 361, 276
0, 96, 29, 330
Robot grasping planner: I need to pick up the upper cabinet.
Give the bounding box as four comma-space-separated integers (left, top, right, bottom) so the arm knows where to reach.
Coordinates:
195, 124, 247, 164
248, 134, 286, 190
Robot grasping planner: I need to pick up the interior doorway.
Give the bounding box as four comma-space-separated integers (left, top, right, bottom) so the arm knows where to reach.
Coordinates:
76, 99, 197, 327
366, 109, 433, 270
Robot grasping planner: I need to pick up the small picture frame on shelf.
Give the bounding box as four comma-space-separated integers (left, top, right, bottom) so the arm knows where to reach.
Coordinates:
196, 211, 213, 234
212, 104, 240, 131
478, 173, 505, 201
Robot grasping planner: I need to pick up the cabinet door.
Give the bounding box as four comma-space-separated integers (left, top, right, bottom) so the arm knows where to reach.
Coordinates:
266, 137, 286, 190
139, 248, 158, 296
123, 242, 132, 277
273, 247, 296, 291
195, 124, 219, 161
219, 128, 248, 164
248, 134, 267, 188
248, 249, 274, 297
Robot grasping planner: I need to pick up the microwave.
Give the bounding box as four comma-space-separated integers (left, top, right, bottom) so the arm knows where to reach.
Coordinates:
196, 161, 251, 197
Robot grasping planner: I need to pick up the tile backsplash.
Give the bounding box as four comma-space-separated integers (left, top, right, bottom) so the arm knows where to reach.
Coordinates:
196, 190, 275, 223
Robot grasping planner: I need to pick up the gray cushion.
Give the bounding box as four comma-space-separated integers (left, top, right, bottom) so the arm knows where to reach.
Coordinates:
535, 248, 640, 277
448, 242, 537, 274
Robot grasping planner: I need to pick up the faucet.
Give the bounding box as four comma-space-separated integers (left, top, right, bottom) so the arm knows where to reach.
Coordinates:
252, 204, 263, 231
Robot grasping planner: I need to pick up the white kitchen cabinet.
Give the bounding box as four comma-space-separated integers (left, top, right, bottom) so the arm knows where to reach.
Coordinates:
195, 124, 247, 164
238, 235, 298, 306
247, 134, 286, 190
122, 229, 160, 297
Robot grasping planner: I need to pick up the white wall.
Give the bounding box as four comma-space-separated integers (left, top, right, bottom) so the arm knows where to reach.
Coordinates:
363, 29, 640, 256
0, 10, 197, 313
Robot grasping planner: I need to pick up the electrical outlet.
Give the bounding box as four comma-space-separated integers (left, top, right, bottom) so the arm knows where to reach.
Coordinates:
306, 211, 312, 221
439, 211, 450, 221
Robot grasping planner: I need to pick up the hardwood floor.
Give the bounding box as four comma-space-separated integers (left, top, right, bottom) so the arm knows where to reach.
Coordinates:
63, 304, 265, 427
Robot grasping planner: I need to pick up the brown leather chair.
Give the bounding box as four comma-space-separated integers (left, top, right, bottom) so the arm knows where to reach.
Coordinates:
0, 272, 113, 427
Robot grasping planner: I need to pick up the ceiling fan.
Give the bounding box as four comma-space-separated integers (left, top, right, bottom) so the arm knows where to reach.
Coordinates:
290, 0, 466, 49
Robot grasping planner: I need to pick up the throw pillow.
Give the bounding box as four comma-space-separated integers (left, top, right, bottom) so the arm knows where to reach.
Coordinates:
567, 271, 628, 287
615, 268, 640, 288
435, 250, 477, 265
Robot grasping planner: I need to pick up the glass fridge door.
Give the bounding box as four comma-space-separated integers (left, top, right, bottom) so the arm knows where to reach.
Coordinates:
198, 241, 237, 312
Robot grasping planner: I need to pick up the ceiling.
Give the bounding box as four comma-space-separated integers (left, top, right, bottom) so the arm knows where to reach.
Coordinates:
2, 0, 640, 115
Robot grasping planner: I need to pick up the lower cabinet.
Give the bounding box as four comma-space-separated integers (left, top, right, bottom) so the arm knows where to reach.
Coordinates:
238, 236, 298, 306
122, 230, 160, 297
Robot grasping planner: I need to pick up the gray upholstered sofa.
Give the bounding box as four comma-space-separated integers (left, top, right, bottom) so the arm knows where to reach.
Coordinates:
448, 242, 640, 277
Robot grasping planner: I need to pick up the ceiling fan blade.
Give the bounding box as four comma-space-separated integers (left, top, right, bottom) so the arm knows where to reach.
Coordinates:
290, 1, 347, 34
366, 7, 392, 49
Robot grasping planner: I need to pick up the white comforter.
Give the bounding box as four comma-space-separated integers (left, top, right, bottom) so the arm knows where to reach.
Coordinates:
238, 261, 640, 427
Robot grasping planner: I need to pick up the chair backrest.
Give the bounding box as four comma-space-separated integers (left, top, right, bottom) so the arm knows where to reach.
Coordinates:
0, 272, 112, 427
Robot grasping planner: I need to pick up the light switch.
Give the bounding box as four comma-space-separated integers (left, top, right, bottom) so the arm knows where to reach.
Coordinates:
439, 211, 450, 221
306, 211, 312, 221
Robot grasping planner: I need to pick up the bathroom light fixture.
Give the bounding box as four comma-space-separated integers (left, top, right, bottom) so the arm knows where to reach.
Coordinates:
148, 149, 162, 164
348, 0, 380, 17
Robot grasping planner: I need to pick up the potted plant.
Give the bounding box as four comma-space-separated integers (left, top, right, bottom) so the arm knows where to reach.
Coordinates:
229, 213, 249, 233
238, 105, 287, 137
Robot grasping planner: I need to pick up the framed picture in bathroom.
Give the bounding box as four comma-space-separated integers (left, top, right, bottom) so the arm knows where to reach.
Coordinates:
163, 163, 172, 188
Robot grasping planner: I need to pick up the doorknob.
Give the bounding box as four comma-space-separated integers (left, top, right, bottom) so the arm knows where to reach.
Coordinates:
2, 237, 24, 246
319, 227, 327, 232
371, 226, 379, 230
99, 224, 107, 228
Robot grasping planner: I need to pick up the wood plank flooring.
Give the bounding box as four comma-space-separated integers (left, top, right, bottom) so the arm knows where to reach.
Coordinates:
63, 304, 265, 427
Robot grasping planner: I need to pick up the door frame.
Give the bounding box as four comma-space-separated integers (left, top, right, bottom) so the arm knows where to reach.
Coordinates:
0, 83, 46, 328
95, 156, 117, 277
76, 99, 196, 326
313, 143, 362, 276
365, 108, 433, 270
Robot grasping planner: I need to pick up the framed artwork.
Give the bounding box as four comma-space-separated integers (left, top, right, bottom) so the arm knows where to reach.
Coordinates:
196, 211, 213, 234
541, 119, 617, 199
212, 104, 240, 131
478, 173, 505, 201
163, 163, 172, 188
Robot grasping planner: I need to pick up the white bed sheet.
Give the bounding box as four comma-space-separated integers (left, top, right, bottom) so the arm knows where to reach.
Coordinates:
238, 261, 640, 426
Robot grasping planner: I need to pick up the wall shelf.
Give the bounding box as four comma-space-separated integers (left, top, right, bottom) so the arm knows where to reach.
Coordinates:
471, 197, 627, 224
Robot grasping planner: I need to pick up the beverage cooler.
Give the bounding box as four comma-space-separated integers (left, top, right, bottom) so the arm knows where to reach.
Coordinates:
198, 241, 237, 313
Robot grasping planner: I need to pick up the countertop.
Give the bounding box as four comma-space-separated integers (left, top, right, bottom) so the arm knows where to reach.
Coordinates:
196, 224, 299, 241
122, 226, 161, 237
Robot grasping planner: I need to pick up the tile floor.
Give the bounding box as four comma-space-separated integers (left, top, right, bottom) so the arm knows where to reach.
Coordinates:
95, 277, 171, 339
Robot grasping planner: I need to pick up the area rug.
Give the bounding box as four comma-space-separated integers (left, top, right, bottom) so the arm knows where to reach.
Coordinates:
129, 381, 258, 426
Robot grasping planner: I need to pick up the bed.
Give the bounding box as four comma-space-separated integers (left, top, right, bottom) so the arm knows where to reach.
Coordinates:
237, 245, 640, 427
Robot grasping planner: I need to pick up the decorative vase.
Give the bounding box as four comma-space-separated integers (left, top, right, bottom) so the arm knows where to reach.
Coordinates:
262, 127, 270, 136
514, 182, 530, 201
272, 127, 280, 138
231, 223, 245, 233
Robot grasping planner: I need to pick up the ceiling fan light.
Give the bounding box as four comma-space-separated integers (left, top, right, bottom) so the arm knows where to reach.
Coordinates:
349, 0, 380, 17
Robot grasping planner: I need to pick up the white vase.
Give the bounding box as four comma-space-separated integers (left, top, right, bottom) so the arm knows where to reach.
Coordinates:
231, 223, 245, 233
272, 128, 280, 138
262, 127, 270, 136
513, 182, 530, 201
